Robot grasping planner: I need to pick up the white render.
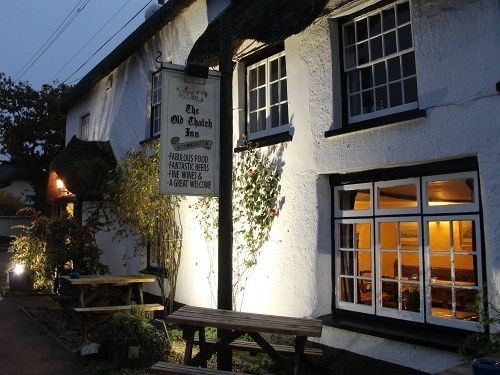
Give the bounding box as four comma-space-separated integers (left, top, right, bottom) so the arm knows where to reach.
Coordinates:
64, 0, 500, 373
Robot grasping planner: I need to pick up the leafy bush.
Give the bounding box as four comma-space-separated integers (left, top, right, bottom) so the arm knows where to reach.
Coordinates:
96, 307, 170, 368
0, 190, 24, 216
9, 215, 108, 289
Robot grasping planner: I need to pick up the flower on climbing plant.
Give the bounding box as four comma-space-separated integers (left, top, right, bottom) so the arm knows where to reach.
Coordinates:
247, 168, 254, 176
242, 131, 247, 139
269, 208, 279, 216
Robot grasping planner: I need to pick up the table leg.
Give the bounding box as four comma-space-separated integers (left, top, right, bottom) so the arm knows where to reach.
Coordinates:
198, 327, 207, 368
247, 332, 294, 375
293, 336, 307, 375
137, 283, 144, 304
78, 286, 84, 308
190, 330, 243, 367
183, 327, 196, 365
126, 286, 133, 305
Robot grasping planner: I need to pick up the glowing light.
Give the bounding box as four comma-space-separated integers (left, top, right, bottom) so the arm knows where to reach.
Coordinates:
14, 264, 25, 275
56, 178, 65, 189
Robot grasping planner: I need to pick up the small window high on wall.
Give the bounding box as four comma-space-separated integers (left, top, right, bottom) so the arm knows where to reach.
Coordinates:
333, 167, 483, 331
151, 71, 162, 137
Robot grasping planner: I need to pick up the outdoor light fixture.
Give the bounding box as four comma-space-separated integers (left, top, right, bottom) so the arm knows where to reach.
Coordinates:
56, 178, 65, 190
13, 263, 25, 275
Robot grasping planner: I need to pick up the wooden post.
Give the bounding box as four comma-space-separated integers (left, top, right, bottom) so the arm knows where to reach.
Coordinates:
217, 13, 233, 371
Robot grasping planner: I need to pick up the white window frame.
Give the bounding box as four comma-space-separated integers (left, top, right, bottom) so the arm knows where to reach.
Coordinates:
335, 218, 375, 314
151, 71, 162, 137
334, 182, 373, 218
342, 0, 418, 124
246, 51, 289, 140
80, 113, 90, 140
424, 215, 483, 331
375, 216, 424, 322
374, 177, 420, 216
422, 172, 479, 214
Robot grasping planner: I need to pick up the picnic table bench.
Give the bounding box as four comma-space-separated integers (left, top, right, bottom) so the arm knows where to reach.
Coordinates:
167, 305, 323, 375
151, 362, 247, 374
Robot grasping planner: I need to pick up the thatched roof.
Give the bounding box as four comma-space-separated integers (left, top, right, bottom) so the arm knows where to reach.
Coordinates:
50, 136, 116, 200
188, 0, 329, 65
63, 0, 197, 109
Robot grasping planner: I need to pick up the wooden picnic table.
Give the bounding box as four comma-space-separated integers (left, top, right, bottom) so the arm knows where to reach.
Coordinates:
60, 274, 156, 308
167, 305, 323, 375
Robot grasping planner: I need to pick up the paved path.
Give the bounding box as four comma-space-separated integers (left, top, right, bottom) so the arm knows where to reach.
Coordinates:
0, 250, 94, 375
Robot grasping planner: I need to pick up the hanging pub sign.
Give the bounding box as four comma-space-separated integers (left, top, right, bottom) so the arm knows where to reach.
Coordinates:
159, 63, 220, 196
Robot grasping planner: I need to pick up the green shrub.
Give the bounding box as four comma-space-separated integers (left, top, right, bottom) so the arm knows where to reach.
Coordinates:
96, 308, 170, 368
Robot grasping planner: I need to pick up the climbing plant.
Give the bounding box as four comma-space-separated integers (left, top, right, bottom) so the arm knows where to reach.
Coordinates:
194, 139, 282, 308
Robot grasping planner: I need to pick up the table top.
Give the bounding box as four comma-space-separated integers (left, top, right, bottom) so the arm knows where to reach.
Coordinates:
167, 305, 323, 337
60, 274, 156, 285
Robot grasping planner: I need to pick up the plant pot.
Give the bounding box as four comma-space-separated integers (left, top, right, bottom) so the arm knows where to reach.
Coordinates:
473, 359, 500, 375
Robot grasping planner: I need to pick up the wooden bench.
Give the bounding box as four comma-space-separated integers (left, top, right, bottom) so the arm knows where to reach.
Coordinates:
150, 362, 247, 374
194, 337, 322, 358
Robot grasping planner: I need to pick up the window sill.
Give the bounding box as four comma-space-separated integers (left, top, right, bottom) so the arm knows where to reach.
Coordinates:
139, 134, 160, 145
325, 109, 426, 138
319, 310, 470, 352
234, 131, 293, 152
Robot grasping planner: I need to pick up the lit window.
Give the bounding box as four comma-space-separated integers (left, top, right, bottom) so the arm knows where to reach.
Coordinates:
342, 1, 418, 124
151, 72, 162, 137
80, 114, 90, 140
247, 51, 289, 139
334, 171, 482, 330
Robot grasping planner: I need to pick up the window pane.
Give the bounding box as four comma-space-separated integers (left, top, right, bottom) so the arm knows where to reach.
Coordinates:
270, 105, 279, 127
249, 68, 257, 89
454, 255, 476, 285
257, 110, 266, 131
388, 56, 401, 81
258, 65, 266, 86
380, 251, 397, 278
340, 277, 354, 303
361, 66, 373, 89
401, 284, 420, 312
427, 178, 474, 206
382, 281, 398, 308
383, 7, 396, 31
350, 94, 361, 116
340, 223, 354, 248
357, 279, 372, 305
402, 51, 416, 77
280, 80, 287, 101
280, 56, 287, 77
344, 22, 355, 45
398, 25, 413, 50
430, 254, 451, 282
280, 103, 288, 125
356, 18, 368, 41
374, 61, 386, 85
389, 82, 402, 107
456, 289, 479, 321
378, 183, 417, 209
356, 223, 372, 249
431, 286, 452, 317
404, 77, 418, 103
362, 90, 374, 114
397, 2, 411, 25
270, 59, 279, 81
358, 41, 369, 65
357, 251, 372, 276
400, 222, 419, 250
258, 87, 266, 108
249, 90, 257, 111
370, 36, 383, 61
384, 31, 397, 56
380, 222, 397, 250
345, 46, 357, 69
270, 82, 279, 104
338, 189, 371, 211
401, 253, 419, 279
348, 70, 360, 93
249, 112, 257, 133
340, 251, 354, 275
375, 86, 388, 110
453, 220, 474, 252
429, 221, 451, 251
369, 13, 381, 36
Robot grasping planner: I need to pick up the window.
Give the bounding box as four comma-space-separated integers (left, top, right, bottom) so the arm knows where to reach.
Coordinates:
151, 71, 162, 137
341, 0, 418, 124
24, 194, 36, 205
247, 51, 289, 139
80, 114, 90, 140
334, 170, 483, 331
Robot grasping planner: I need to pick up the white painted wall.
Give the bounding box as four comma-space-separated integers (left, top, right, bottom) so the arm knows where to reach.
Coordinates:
65, 0, 500, 372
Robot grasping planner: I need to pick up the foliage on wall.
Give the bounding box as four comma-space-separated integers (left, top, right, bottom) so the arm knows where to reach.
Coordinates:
106, 140, 182, 314
194, 140, 282, 308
